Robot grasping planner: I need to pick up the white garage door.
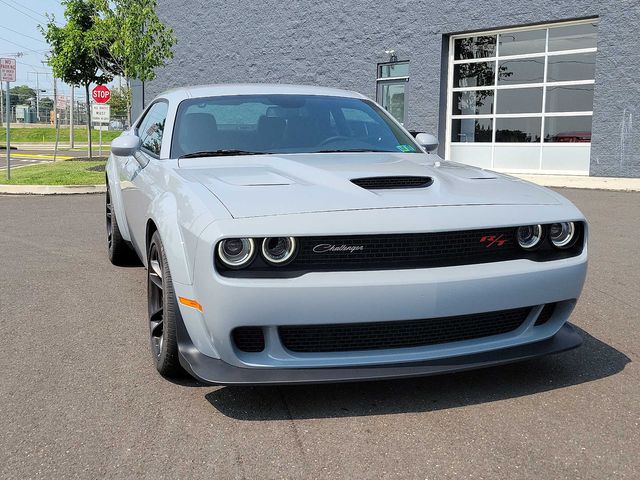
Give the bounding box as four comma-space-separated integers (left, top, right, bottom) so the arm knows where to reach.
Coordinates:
445, 19, 597, 175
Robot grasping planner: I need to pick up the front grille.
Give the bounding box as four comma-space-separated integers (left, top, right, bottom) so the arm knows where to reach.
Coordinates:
294, 228, 521, 271
351, 176, 433, 189
278, 307, 531, 353
232, 327, 265, 352
217, 223, 585, 277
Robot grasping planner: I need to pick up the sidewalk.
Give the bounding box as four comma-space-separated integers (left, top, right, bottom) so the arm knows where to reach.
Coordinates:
8, 142, 105, 150
511, 174, 640, 192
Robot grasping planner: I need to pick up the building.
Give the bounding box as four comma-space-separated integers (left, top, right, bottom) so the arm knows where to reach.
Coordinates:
133, 1, 640, 178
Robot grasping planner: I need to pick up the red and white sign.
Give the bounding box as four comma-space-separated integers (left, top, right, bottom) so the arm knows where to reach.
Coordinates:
0, 57, 16, 82
92, 85, 111, 104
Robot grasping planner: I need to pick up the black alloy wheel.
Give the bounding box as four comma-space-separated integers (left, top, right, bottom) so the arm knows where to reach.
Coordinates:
147, 231, 184, 377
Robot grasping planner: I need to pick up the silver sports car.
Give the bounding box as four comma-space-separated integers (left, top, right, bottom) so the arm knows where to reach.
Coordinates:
106, 84, 587, 385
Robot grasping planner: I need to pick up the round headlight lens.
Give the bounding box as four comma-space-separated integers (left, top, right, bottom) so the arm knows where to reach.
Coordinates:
517, 225, 543, 249
218, 238, 255, 268
549, 222, 576, 248
262, 237, 297, 264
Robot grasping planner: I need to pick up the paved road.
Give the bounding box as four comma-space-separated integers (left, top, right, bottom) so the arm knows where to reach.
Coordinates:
0, 154, 53, 170
0, 148, 88, 171
0, 190, 637, 479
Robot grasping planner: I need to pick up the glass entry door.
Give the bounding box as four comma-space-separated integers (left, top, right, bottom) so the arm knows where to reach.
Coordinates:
378, 81, 407, 124
377, 61, 409, 124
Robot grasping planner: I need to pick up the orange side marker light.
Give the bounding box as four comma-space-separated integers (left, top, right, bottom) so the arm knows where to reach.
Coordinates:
178, 297, 203, 312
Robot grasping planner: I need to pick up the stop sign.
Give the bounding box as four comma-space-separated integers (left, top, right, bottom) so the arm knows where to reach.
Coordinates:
92, 85, 111, 104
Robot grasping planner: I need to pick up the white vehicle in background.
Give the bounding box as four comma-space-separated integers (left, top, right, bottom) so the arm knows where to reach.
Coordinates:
106, 84, 587, 385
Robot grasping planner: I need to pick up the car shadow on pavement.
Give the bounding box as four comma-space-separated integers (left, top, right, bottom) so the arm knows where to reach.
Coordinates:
204, 326, 630, 420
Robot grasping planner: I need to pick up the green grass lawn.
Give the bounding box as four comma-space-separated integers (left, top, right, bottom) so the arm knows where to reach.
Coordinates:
0, 127, 121, 143
0, 159, 107, 185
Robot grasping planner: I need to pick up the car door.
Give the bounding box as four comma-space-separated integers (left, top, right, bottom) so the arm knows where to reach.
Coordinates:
121, 101, 169, 256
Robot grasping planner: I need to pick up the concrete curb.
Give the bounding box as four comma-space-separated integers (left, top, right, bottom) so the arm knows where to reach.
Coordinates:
0, 184, 106, 195
511, 174, 640, 192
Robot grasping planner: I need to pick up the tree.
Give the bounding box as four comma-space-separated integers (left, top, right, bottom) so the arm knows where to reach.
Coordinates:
41, 0, 113, 159
10, 85, 37, 106
108, 85, 130, 119
94, 0, 176, 123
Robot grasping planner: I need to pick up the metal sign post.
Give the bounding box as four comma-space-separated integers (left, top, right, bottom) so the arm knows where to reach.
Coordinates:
5, 81, 9, 179
1, 58, 16, 180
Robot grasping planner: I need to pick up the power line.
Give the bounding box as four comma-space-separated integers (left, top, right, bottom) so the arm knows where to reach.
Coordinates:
0, 0, 45, 24
0, 35, 48, 55
17, 60, 51, 71
0, 24, 48, 44
4, 0, 49, 21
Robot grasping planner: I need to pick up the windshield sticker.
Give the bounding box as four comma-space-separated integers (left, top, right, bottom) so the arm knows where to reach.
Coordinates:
396, 144, 416, 153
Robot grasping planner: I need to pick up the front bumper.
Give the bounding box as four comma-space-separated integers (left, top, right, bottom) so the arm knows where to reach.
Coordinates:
171, 206, 588, 375
176, 319, 582, 385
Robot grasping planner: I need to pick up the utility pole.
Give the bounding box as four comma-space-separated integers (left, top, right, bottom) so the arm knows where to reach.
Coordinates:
28, 72, 48, 122
70, 85, 74, 148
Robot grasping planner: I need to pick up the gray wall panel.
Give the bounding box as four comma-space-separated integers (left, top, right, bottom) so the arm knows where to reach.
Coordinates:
141, 1, 640, 177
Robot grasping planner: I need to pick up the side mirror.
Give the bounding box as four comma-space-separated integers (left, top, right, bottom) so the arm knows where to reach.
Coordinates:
111, 134, 141, 157
415, 133, 439, 153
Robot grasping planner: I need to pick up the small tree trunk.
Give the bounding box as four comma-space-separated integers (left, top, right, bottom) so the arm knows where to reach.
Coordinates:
126, 78, 132, 128
85, 83, 93, 159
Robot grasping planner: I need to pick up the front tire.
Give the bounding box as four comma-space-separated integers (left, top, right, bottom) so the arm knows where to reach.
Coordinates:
147, 231, 184, 377
106, 186, 137, 266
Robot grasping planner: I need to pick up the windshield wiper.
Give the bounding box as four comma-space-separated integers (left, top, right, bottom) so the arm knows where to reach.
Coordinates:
179, 149, 270, 158
314, 148, 391, 153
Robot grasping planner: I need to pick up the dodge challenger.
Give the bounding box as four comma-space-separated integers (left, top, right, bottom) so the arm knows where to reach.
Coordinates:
106, 84, 587, 385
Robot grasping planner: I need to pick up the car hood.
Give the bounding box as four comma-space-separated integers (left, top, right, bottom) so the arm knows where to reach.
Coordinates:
177, 152, 559, 218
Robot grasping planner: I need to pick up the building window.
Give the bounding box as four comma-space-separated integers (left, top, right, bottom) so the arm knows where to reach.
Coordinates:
446, 19, 598, 174
377, 61, 409, 124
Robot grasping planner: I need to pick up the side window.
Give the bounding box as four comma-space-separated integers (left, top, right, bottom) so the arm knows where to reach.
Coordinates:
138, 102, 168, 157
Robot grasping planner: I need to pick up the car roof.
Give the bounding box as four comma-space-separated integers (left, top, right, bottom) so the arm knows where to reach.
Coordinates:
157, 83, 368, 102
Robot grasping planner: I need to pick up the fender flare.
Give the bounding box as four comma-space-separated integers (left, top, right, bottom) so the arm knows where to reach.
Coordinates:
146, 193, 194, 285
105, 156, 132, 242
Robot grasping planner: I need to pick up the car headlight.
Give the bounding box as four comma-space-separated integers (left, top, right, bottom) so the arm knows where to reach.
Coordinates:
549, 222, 576, 248
517, 225, 543, 249
217, 238, 255, 268
262, 237, 297, 264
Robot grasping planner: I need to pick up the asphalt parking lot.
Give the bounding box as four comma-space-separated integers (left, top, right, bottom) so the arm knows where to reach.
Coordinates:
0, 189, 638, 479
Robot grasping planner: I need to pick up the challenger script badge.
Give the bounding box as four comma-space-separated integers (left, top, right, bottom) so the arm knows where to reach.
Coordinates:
313, 244, 365, 253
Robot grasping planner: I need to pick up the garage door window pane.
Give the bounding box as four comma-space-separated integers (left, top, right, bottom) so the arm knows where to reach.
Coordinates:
547, 52, 596, 82
451, 118, 493, 142
544, 116, 592, 142
548, 23, 597, 51
495, 117, 541, 142
454, 35, 496, 60
453, 91, 494, 115
498, 29, 546, 56
546, 85, 594, 113
496, 87, 543, 114
498, 57, 545, 84
453, 62, 495, 87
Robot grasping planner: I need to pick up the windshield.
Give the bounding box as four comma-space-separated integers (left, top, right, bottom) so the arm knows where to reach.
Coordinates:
171, 94, 421, 158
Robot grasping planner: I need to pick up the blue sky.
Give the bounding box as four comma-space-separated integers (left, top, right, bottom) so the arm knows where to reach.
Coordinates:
0, 0, 80, 98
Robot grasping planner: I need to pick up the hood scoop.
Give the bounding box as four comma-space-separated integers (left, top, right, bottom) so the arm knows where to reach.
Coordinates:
351, 176, 434, 190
